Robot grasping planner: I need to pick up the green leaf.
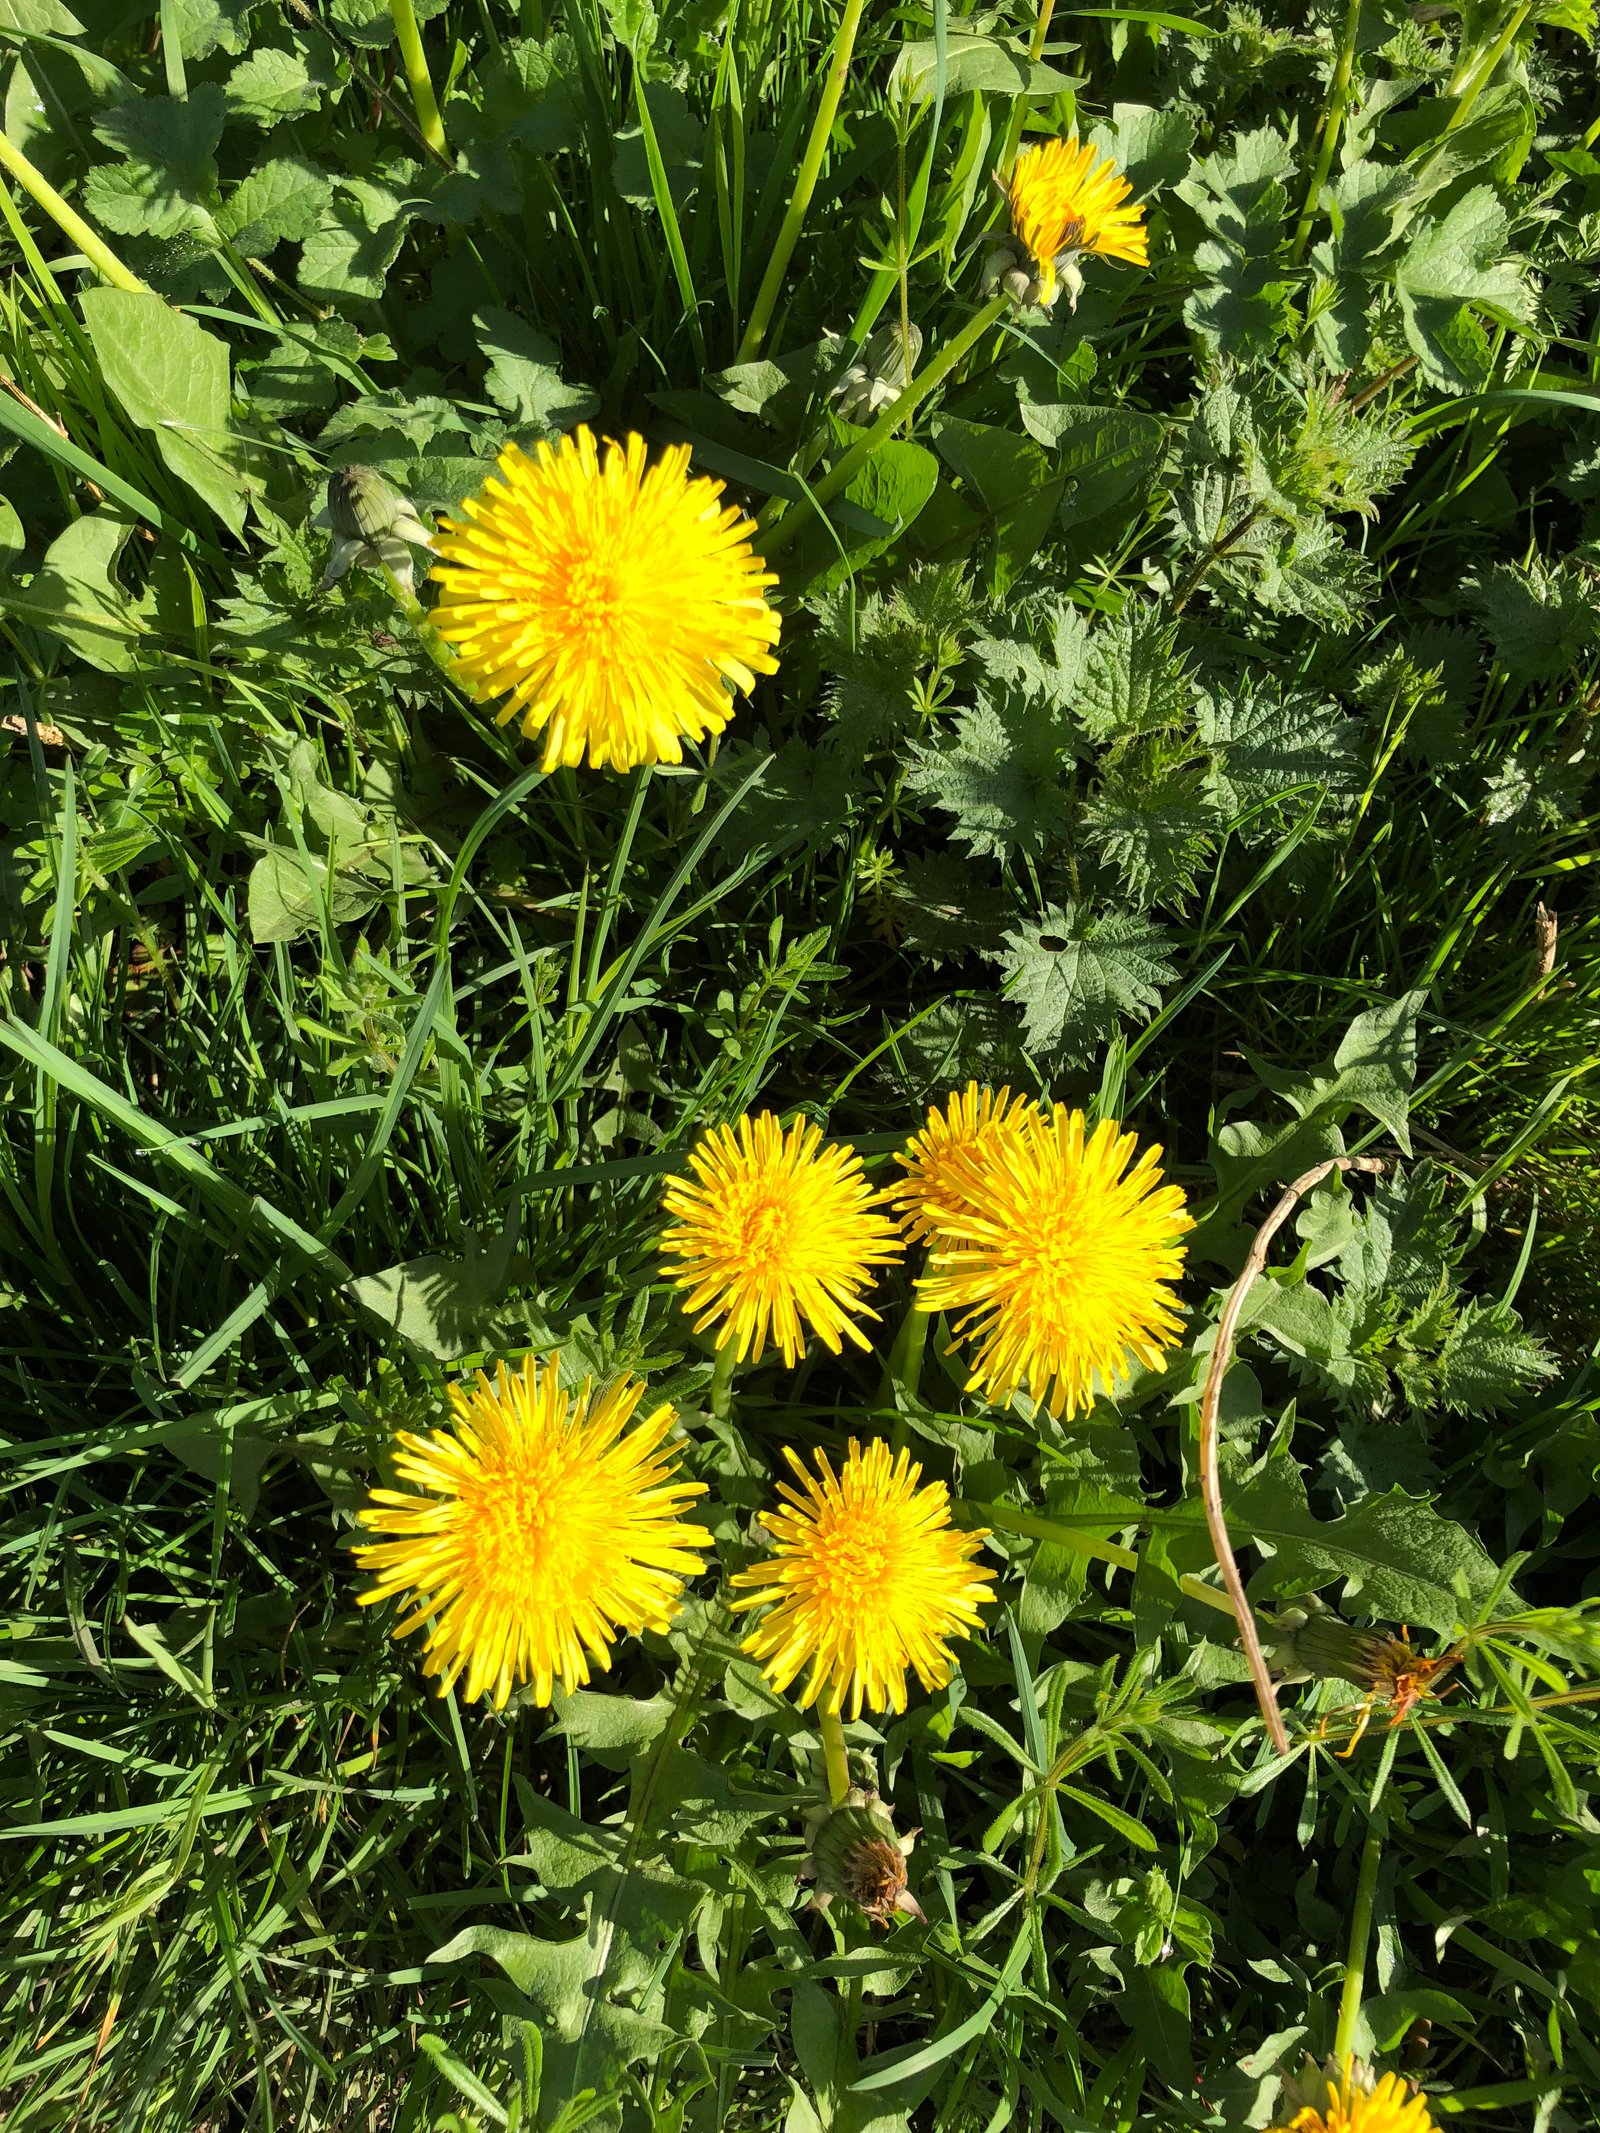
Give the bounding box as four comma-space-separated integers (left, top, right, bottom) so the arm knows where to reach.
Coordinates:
1074, 606, 1190, 743
889, 31, 1082, 102
299, 180, 411, 302
427, 1925, 675, 2094
10, 509, 151, 673
934, 415, 1061, 587
1423, 1298, 1557, 1415
344, 1243, 510, 1360
1088, 102, 1198, 194
906, 694, 1075, 860
1395, 185, 1534, 394
225, 44, 321, 125
1000, 902, 1176, 1062
218, 157, 332, 256
1226, 1460, 1504, 1634
1018, 402, 1165, 528
246, 847, 384, 943
1084, 750, 1221, 909
80, 289, 248, 535
474, 307, 599, 435
1198, 683, 1363, 840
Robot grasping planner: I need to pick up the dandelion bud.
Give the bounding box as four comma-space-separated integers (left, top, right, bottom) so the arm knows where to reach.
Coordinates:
327, 464, 406, 544
832, 320, 924, 423
805, 1787, 925, 1928
313, 464, 435, 597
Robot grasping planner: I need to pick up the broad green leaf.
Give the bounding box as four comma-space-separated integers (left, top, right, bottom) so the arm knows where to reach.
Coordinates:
344, 1244, 508, 1359
0, 0, 84, 29
80, 289, 248, 535
10, 509, 151, 672
225, 45, 321, 126
890, 31, 1082, 102
1088, 102, 1198, 194
1019, 401, 1165, 526
299, 181, 410, 301
474, 306, 599, 435
218, 156, 332, 255
906, 695, 1074, 860
246, 847, 384, 942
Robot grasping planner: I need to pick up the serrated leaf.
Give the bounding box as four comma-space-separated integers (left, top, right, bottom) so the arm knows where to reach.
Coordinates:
1424, 1298, 1557, 1414
299, 183, 410, 301
225, 44, 320, 125
1084, 752, 1221, 909
1000, 901, 1175, 1061
906, 694, 1074, 860
473, 306, 598, 434
218, 156, 331, 255
1226, 1463, 1503, 1634
1075, 607, 1191, 742
1197, 683, 1363, 838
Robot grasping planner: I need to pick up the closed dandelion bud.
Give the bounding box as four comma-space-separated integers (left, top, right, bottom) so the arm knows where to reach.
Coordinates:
328, 464, 405, 543
314, 465, 435, 596
806, 1787, 925, 1928
832, 321, 923, 422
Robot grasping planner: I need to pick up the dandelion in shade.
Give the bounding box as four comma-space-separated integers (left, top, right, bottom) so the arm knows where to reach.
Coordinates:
353, 1354, 709, 1709
1269, 2058, 1439, 2133
731, 1437, 995, 1718
429, 426, 780, 772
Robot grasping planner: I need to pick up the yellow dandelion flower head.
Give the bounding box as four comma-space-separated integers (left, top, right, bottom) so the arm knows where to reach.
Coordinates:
895, 1081, 1043, 1243
1008, 135, 1149, 304
352, 1353, 709, 1709
916, 1105, 1192, 1421
730, 1436, 996, 1718
429, 425, 781, 774
661, 1113, 904, 1367
1271, 2064, 1440, 2133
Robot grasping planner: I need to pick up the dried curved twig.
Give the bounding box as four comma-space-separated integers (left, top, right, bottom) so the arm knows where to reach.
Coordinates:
1198, 1154, 1387, 1756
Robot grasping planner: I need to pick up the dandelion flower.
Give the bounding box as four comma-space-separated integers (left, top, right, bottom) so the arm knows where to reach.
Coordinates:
731, 1437, 995, 1717
429, 426, 781, 773
1007, 135, 1148, 309
661, 1113, 903, 1366
917, 1105, 1191, 1421
353, 1353, 709, 1709
1270, 2059, 1439, 2133
895, 1082, 1042, 1243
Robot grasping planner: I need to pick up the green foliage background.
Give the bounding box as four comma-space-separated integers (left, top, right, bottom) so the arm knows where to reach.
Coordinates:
2, 0, 1600, 2125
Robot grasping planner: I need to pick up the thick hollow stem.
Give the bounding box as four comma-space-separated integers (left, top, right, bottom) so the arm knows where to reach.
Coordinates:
1197, 1155, 1386, 1759
818, 1707, 851, 1804
0, 130, 149, 293
735, 0, 868, 365
1290, 0, 1364, 263
758, 293, 1010, 555
1333, 1814, 1385, 2061
389, 0, 448, 157
709, 1341, 738, 1426
884, 1295, 929, 1404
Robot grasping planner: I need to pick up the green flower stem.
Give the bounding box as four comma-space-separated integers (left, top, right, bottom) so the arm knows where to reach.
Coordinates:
1289, 0, 1364, 263
1445, 0, 1532, 127
0, 128, 149, 293
819, 1707, 851, 1805
757, 292, 1010, 557
884, 1295, 930, 1408
995, 0, 1060, 184
388, 0, 448, 158
734, 0, 869, 364
709, 1342, 738, 1426
1333, 1813, 1385, 2062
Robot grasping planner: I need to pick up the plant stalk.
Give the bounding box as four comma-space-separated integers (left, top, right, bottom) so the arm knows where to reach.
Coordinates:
709, 1341, 738, 1425
818, 1707, 850, 1804
1197, 1156, 1385, 1758
735, 0, 869, 364
1445, 0, 1532, 128
0, 129, 149, 293
388, 0, 448, 157
1333, 1814, 1385, 2061
1289, 0, 1364, 262
758, 292, 1010, 555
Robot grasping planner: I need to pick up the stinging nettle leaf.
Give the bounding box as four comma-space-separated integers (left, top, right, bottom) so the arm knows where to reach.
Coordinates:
1000, 901, 1176, 1062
